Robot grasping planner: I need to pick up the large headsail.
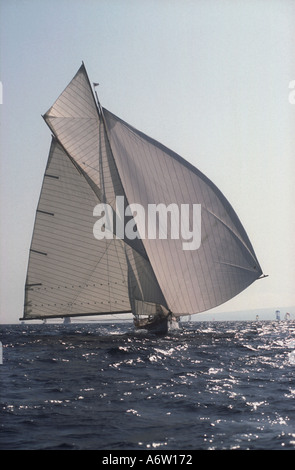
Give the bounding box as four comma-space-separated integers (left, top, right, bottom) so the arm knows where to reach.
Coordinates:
103, 109, 263, 316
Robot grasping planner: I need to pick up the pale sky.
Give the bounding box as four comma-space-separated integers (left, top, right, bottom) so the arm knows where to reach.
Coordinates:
0, 0, 294, 323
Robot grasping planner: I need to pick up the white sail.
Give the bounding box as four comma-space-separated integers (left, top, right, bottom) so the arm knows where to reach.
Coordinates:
24, 138, 131, 319
23, 63, 263, 322
103, 109, 262, 315
44, 65, 101, 187
24, 66, 166, 320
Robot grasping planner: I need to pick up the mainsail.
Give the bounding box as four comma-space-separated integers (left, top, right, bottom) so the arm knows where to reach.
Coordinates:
23, 63, 263, 324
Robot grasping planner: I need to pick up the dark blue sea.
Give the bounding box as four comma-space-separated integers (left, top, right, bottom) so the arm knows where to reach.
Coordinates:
1, 321, 295, 451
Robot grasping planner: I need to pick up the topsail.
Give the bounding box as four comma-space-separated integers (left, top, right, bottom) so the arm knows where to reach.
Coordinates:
23, 64, 263, 329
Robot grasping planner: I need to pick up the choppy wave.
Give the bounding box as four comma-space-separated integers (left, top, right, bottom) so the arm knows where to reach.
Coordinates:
1, 321, 295, 449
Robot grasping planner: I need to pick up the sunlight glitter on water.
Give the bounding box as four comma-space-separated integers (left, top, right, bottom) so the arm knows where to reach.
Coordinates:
1, 321, 295, 450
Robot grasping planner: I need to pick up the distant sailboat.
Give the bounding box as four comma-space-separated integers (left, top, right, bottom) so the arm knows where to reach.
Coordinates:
21, 63, 265, 334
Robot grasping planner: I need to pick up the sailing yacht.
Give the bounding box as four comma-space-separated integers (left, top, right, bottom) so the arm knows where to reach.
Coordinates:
22, 63, 264, 333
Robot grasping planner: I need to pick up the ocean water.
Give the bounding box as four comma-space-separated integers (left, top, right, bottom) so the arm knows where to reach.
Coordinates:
1, 321, 295, 450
